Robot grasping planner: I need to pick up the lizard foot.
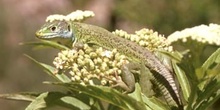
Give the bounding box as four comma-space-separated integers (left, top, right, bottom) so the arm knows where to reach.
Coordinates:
110, 72, 134, 93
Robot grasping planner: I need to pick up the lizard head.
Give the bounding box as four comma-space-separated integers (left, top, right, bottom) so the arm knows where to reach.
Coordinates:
35, 20, 75, 47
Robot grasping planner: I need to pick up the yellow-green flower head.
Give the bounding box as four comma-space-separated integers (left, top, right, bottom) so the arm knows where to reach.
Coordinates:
53, 44, 129, 86
167, 24, 220, 46
113, 29, 173, 52
46, 10, 95, 22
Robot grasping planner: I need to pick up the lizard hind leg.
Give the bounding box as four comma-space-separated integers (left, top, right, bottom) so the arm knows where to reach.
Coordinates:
139, 63, 155, 97
112, 63, 140, 93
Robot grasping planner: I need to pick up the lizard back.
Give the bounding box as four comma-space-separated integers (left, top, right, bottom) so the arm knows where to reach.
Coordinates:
71, 22, 182, 107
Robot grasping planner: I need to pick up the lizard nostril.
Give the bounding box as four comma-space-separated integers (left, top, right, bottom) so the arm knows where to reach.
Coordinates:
35, 31, 41, 37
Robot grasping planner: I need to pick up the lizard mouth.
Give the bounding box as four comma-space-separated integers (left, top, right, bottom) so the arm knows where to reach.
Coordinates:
35, 31, 73, 47
36, 30, 73, 39
35, 31, 58, 39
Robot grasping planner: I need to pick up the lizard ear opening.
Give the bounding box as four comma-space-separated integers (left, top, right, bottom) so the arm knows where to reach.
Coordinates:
67, 25, 71, 31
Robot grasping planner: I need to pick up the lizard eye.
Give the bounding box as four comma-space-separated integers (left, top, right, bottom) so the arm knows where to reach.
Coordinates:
51, 26, 56, 32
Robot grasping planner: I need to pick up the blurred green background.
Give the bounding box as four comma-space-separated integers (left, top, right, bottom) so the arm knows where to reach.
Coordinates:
0, 0, 219, 109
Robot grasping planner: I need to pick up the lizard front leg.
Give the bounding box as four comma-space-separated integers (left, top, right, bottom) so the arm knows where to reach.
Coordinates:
72, 42, 84, 50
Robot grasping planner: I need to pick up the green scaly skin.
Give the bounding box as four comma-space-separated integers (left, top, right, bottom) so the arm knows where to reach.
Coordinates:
36, 20, 183, 109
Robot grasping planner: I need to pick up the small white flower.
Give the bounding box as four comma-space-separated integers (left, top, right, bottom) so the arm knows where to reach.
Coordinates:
101, 50, 113, 58
46, 10, 95, 22
46, 14, 66, 22
167, 24, 220, 46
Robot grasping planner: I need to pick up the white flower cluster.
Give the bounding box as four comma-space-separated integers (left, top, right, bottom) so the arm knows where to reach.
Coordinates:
167, 24, 220, 46
46, 10, 95, 22
53, 44, 129, 86
113, 29, 173, 52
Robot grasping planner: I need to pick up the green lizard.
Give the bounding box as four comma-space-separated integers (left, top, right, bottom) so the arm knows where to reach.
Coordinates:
36, 20, 183, 109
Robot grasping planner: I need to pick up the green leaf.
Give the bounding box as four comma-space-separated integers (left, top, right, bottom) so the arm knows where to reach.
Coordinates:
21, 40, 69, 50
198, 89, 220, 110
59, 96, 91, 109
189, 48, 220, 109
142, 95, 170, 110
46, 82, 147, 110
128, 83, 143, 102
193, 77, 220, 110
202, 48, 220, 70
156, 50, 183, 63
26, 92, 90, 110
0, 92, 39, 102
26, 92, 48, 110
172, 63, 191, 102
25, 54, 71, 82
128, 83, 168, 110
